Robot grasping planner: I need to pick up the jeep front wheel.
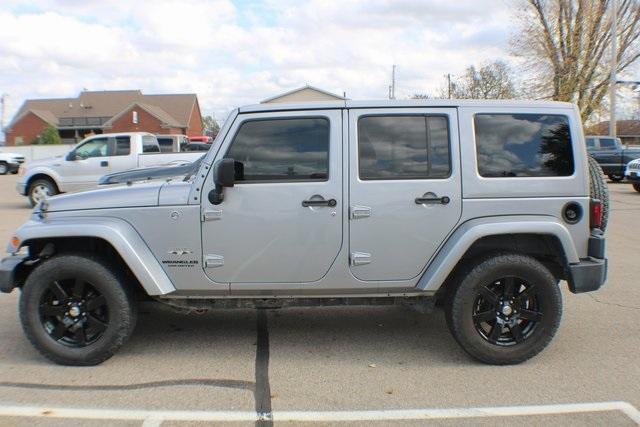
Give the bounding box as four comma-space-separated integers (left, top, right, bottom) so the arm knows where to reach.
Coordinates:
445, 253, 562, 365
19, 255, 137, 365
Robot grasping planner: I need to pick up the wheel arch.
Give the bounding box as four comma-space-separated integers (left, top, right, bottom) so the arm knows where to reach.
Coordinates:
13, 218, 175, 296
26, 172, 60, 193
417, 216, 579, 294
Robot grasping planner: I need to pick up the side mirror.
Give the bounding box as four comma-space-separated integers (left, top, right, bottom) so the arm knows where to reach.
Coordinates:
208, 158, 236, 205
66, 151, 77, 161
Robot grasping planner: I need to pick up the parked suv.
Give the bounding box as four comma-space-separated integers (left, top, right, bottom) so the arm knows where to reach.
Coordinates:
1, 100, 608, 366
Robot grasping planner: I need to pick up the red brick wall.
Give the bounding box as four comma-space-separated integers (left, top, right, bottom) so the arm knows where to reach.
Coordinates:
4, 112, 49, 146
186, 101, 204, 136
108, 107, 186, 135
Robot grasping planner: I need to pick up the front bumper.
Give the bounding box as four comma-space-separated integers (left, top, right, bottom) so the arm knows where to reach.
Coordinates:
625, 173, 640, 183
567, 232, 607, 294
0, 254, 29, 293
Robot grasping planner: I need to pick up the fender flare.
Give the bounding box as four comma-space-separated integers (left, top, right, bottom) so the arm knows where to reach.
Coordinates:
416, 216, 579, 292
14, 217, 175, 296
23, 167, 62, 192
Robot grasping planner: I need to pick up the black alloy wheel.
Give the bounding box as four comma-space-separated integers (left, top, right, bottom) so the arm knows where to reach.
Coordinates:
472, 277, 541, 346
39, 278, 109, 347
20, 254, 137, 365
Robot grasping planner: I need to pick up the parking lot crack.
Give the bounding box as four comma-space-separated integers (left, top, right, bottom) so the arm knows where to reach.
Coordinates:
0, 379, 255, 392
587, 294, 640, 310
254, 309, 273, 427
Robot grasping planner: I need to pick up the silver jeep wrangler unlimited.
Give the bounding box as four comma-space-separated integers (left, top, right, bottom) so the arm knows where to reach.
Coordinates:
1, 100, 608, 366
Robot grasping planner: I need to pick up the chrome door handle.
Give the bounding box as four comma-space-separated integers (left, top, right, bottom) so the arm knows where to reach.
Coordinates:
415, 194, 450, 205
302, 198, 337, 207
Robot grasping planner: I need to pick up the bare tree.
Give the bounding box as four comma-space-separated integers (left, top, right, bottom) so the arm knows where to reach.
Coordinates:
443, 61, 518, 99
411, 93, 431, 99
513, 0, 640, 122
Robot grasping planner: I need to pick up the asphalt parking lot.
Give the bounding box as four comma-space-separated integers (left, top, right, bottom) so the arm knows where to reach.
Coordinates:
0, 174, 638, 426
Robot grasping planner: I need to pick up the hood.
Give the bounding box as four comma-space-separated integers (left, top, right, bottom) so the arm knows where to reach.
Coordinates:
42, 181, 166, 212
99, 156, 203, 185
24, 154, 66, 169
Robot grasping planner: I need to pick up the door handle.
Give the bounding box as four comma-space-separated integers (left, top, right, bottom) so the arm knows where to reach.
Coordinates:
100, 161, 108, 167
302, 198, 337, 207
415, 194, 450, 205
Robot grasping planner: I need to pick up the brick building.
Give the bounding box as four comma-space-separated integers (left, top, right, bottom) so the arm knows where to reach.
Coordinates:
4, 90, 203, 146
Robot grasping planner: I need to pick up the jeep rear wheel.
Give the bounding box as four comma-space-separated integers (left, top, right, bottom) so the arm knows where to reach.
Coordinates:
19, 255, 137, 366
0, 162, 7, 175
633, 183, 640, 193
445, 253, 562, 365
28, 178, 57, 207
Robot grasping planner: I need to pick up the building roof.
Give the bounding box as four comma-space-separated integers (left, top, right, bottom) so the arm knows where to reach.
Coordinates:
261, 85, 346, 103
7, 90, 198, 130
102, 102, 183, 128
589, 119, 640, 136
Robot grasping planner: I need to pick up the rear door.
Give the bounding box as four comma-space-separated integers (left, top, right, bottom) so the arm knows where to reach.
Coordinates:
348, 108, 461, 281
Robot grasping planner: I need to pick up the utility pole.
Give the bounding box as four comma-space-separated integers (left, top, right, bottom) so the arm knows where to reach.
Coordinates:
609, 0, 617, 137
447, 74, 452, 99
389, 65, 396, 100
0, 94, 7, 139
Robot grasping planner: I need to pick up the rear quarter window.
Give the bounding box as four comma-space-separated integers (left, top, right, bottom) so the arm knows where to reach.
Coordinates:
474, 113, 574, 177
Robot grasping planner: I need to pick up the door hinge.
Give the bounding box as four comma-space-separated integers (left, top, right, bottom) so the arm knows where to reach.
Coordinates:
202, 209, 222, 221
350, 252, 372, 266
205, 254, 224, 268
350, 205, 371, 219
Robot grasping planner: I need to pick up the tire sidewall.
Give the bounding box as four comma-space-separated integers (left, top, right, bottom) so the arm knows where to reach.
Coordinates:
19, 255, 136, 365
449, 254, 562, 364
0, 162, 7, 175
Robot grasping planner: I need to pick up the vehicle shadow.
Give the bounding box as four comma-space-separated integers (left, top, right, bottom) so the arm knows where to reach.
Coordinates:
129, 302, 467, 367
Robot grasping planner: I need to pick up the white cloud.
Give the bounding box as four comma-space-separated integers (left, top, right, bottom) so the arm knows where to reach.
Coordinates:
0, 0, 522, 126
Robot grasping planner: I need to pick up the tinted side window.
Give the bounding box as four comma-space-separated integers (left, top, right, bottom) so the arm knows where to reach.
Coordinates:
586, 137, 596, 149
358, 115, 451, 180
112, 136, 131, 156
142, 135, 160, 153
474, 114, 574, 177
157, 137, 174, 153
599, 138, 616, 150
226, 118, 329, 182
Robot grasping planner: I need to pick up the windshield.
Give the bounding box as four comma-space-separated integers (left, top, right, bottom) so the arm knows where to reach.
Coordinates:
182, 156, 204, 181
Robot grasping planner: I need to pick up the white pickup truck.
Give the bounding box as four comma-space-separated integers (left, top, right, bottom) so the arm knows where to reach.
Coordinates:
17, 132, 202, 206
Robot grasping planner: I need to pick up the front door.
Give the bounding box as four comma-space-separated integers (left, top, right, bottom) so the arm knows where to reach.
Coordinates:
348, 108, 462, 281
59, 135, 134, 192
201, 110, 343, 284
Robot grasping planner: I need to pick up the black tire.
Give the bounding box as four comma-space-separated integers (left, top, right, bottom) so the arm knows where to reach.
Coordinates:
445, 253, 562, 365
28, 178, 58, 207
19, 255, 137, 366
588, 156, 609, 232
608, 174, 623, 182
10, 170, 19, 174
633, 183, 640, 193
0, 162, 7, 175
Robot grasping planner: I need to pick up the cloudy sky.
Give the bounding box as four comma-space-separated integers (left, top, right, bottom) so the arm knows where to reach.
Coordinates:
0, 0, 636, 125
